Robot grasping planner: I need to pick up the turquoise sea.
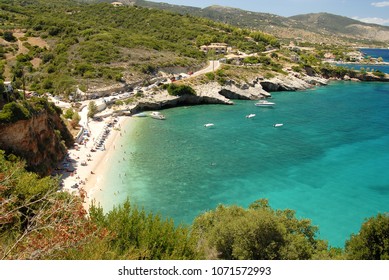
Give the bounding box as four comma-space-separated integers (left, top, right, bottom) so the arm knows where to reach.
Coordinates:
97, 81, 389, 248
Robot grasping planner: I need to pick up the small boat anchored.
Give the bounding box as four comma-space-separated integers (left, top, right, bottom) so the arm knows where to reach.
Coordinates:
150, 111, 166, 120
204, 123, 214, 128
255, 100, 275, 107
273, 123, 284, 127
246, 114, 256, 118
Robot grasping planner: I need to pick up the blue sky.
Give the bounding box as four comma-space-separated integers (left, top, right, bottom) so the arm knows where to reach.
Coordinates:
147, 0, 389, 25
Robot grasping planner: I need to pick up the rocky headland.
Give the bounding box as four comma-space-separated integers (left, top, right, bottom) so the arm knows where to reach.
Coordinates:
124, 71, 330, 114
91, 66, 389, 118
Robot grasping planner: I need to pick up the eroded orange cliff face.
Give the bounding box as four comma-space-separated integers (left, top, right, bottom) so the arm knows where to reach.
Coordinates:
0, 111, 73, 175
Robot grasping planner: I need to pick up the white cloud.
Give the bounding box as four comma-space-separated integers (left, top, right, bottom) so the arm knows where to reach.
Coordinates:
371, 1, 389, 7
353, 16, 389, 25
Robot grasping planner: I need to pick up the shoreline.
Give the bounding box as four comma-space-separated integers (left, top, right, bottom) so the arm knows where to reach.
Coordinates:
327, 61, 389, 66
60, 115, 131, 210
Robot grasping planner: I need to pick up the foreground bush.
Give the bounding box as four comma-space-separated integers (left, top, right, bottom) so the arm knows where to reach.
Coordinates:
345, 213, 389, 260
88, 200, 202, 260
192, 199, 330, 260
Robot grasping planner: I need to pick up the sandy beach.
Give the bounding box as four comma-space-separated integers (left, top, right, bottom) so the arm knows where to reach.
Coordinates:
59, 115, 131, 210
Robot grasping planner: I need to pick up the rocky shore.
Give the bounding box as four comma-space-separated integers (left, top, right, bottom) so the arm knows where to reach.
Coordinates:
97, 68, 388, 117
125, 72, 330, 114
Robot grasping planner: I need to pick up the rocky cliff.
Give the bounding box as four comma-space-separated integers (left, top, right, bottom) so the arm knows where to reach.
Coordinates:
128, 74, 329, 113
130, 82, 233, 113
260, 74, 329, 92
0, 109, 74, 175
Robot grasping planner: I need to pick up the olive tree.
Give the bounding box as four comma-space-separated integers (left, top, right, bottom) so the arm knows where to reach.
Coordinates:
345, 213, 389, 260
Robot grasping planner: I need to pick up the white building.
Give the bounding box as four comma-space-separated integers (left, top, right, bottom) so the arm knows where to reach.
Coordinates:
4, 81, 13, 93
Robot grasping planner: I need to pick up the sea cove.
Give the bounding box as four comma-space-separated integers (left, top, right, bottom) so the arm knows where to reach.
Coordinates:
96, 81, 389, 248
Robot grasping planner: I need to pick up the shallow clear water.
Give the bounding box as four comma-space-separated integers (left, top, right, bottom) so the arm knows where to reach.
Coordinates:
99, 81, 389, 248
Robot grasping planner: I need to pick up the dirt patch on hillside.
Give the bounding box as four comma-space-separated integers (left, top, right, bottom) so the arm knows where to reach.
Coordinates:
31, 57, 42, 68
1, 31, 50, 79
27, 37, 50, 49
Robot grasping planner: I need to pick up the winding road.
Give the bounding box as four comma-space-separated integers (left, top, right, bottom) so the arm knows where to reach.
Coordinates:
192, 60, 221, 77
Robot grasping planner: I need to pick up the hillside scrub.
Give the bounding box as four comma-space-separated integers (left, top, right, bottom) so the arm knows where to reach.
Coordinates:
0, 0, 279, 94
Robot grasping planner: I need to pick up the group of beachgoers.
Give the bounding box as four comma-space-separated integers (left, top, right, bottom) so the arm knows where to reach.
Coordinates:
57, 115, 125, 206
92, 118, 120, 151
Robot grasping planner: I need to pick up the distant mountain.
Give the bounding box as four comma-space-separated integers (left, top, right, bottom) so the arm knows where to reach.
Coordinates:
289, 13, 389, 42
129, 1, 389, 44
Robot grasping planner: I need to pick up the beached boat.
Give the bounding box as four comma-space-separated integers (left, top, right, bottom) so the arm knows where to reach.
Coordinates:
246, 113, 256, 118
255, 100, 275, 107
204, 123, 214, 127
150, 111, 166, 120
133, 112, 147, 117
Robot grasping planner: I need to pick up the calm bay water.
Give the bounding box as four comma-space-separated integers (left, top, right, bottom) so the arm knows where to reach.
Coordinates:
360, 48, 389, 62
98, 81, 389, 248
338, 48, 389, 74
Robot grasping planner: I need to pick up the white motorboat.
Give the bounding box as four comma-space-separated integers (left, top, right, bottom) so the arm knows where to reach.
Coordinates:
150, 111, 166, 120
204, 123, 214, 128
255, 100, 275, 107
246, 113, 256, 118
273, 123, 284, 127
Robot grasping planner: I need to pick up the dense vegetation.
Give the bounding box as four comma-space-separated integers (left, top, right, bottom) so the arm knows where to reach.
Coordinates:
1, 151, 388, 260
0, 0, 278, 96
0, 96, 61, 123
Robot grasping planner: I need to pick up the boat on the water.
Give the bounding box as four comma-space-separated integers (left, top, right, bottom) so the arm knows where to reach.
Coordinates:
246, 114, 256, 118
273, 123, 283, 127
150, 111, 166, 120
204, 123, 214, 128
255, 100, 275, 107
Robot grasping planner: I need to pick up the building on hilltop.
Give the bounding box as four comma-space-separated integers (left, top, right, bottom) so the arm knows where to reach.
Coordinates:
4, 81, 13, 93
200, 43, 229, 55
111, 2, 124, 7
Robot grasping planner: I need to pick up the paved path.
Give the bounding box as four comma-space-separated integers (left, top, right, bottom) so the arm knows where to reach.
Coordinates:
192, 60, 221, 77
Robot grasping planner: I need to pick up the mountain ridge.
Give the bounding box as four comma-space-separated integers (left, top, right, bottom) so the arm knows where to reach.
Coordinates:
126, 0, 389, 44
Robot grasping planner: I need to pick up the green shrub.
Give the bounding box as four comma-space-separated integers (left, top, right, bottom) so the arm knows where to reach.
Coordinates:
3, 31, 16, 42
372, 70, 385, 78
64, 108, 74, 119
243, 56, 260, 64
345, 213, 389, 260
205, 72, 215, 80
192, 199, 328, 260
292, 65, 303, 72
167, 84, 196, 96
0, 102, 31, 123
89, 200, 201, 260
